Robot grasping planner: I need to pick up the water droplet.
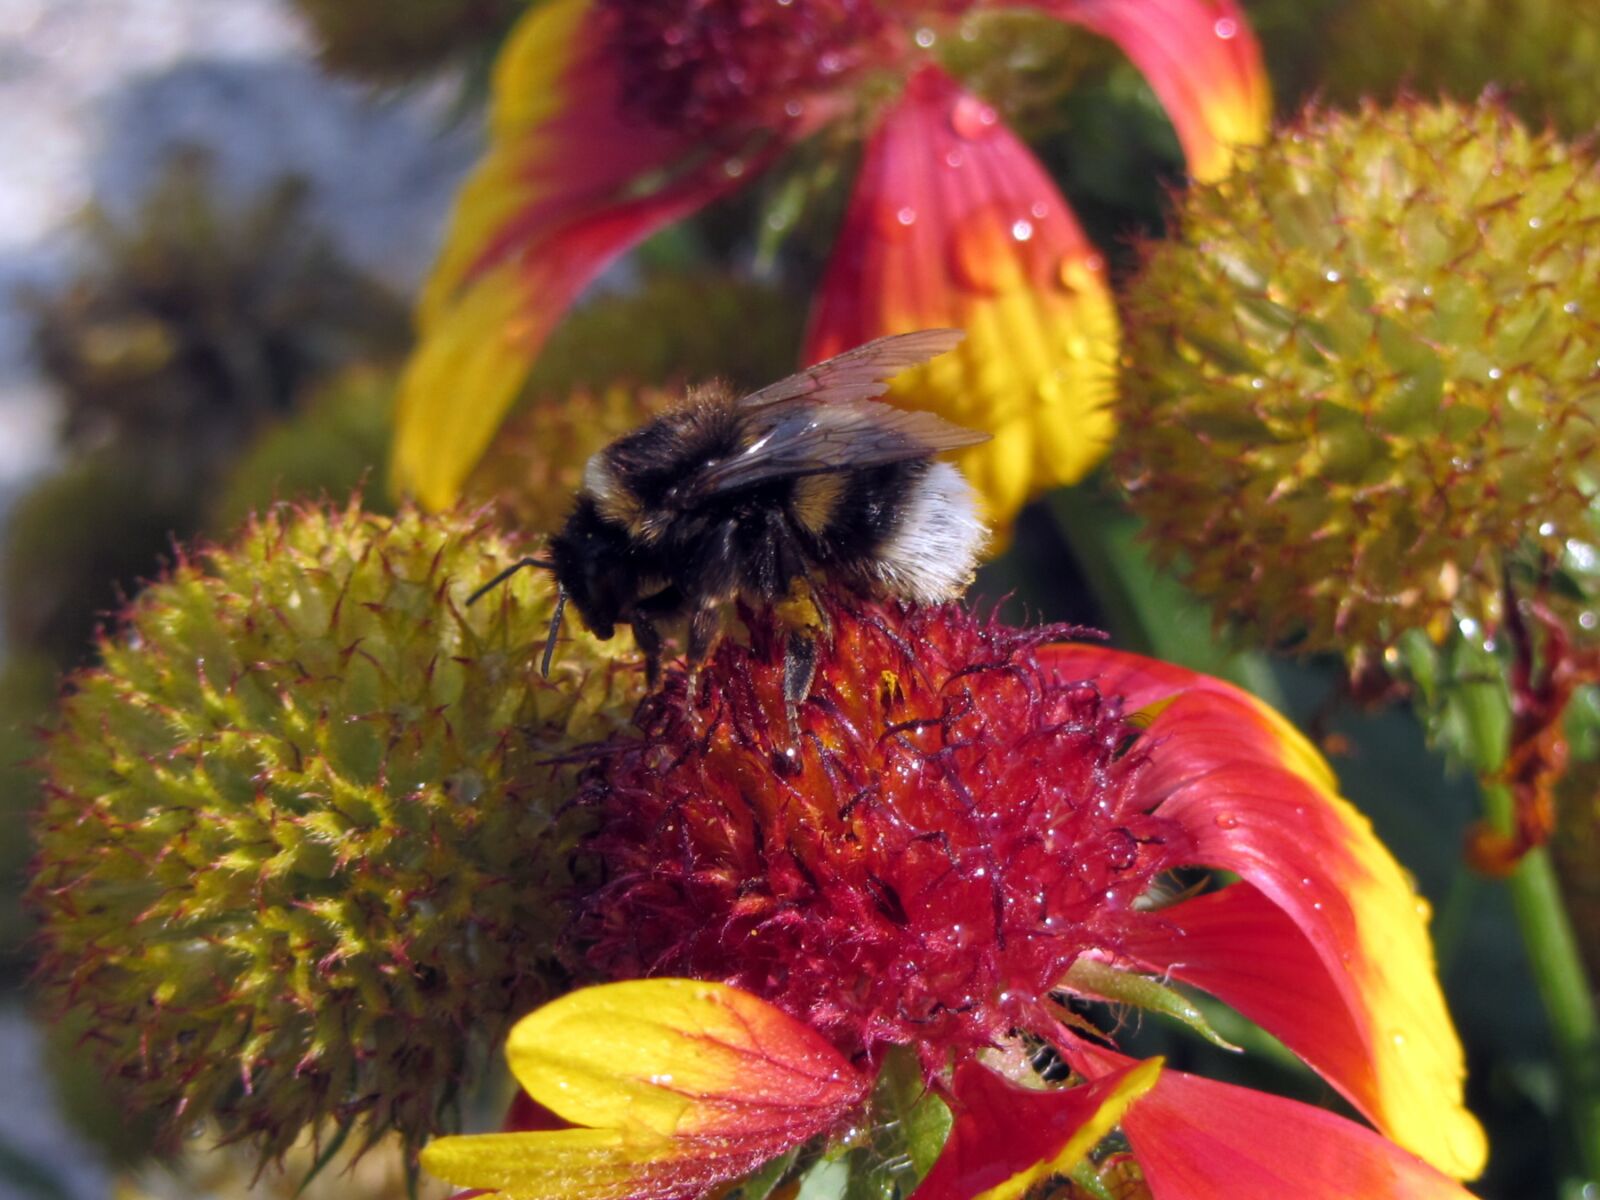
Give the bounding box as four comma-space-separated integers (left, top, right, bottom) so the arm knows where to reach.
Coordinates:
1565, 300, 1581, 314
1311, 901, 1324, 911
897, 206, 917, 227
944, 148, 965, 169
973, 866, 986, 878
1214, 16, 1238, 38
1528, 216, 1544, 229
1487, 367, 1503, 380
1011, 218, 1034, 242
723, 158, 745, 178
1421, 285, 1434, 297
1030, 201, 1049, 220
1458, 617, 1482, 639
784, 98, 805, 118
1324, 269, 1342, 283
950, 94, 999, 140
948, 207, 1028, 294
1540, 521, 1557, 536
1250, 376, 1267, 390
1300, 876, 1314, 889
1581, 611, 1598, 631
819, 50, 843, 73
1214, 812, 1240, 829
914, 26, 936, 48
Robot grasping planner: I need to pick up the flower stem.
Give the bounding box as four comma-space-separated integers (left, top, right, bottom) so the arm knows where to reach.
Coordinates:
1482, 779, 1600, 1184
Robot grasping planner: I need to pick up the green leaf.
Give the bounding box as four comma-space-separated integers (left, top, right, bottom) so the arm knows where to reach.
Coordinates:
1064, 958, 1242, 1052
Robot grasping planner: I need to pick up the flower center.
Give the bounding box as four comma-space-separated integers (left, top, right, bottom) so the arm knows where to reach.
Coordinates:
597, 0, 903, 133
576, 603, 1190, 1068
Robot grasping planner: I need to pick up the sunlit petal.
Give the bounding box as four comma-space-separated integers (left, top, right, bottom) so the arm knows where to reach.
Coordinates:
805, 66, 1119, 531
1039, 645, 1486, 1179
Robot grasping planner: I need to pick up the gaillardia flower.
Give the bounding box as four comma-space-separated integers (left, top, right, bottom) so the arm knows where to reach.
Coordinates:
393, 0, 1270, 525
28, 501, 644, 1159
422, 603, 1486, 1199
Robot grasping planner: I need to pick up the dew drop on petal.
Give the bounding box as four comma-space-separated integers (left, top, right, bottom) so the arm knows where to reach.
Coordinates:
1564, 300, 1581, 314
1214, 812, 1239, 829
1214, 16, 1238, 38
950, 94, 999, 140
784, 99, 805, 118
1324, 269, 1342, 283
1011, 219, 1034, 242
914, 26, 936, 48
897, 206, 917, 226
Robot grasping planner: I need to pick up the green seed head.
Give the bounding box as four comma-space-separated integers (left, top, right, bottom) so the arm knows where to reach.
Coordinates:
1117, 98, 1600, 659
28, 501, 642, 1160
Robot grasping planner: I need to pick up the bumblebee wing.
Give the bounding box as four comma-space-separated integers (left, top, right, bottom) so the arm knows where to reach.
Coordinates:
737, 329, 965, 410
697, 399, 989, 496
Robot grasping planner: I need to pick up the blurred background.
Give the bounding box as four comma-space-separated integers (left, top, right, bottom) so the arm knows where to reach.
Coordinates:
0, 0, 1592, 1197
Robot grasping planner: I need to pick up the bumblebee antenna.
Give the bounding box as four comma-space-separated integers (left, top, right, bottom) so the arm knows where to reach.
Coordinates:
540, 590, 567, 678
466, 556, 556, 607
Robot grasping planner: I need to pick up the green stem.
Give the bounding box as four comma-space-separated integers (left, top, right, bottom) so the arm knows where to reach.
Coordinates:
1482, 781, 1600, 1184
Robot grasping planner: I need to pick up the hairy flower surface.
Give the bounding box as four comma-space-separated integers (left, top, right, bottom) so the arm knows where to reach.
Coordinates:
28, 502, 643, 1159
1117, 99, 1600, 659
424, 603, 1485, 1199
392, 0, 1270, 528
582, 604, 1184, 1065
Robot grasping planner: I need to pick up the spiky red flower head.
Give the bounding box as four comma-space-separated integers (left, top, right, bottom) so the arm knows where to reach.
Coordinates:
596, 0, 974, 133
578, 602, 1192, 1071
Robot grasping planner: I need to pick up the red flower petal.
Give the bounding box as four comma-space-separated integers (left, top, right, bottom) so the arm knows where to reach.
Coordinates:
804, 66, 1120, 528
1040, 646, 1486, 1180
911, 1058, 1160, 1200
1025, 0, 1271, 181
1112, 1058, 1479, 1200
394, 0, 786, 509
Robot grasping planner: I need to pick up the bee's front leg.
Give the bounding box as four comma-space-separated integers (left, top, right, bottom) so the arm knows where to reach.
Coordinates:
630, 616, 664, 688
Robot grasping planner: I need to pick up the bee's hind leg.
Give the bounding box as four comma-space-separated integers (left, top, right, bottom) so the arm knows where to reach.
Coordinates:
781, 630, 819, 710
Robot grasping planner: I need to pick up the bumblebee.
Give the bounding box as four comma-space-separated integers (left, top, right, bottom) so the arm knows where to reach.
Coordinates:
474, 329, 989, 704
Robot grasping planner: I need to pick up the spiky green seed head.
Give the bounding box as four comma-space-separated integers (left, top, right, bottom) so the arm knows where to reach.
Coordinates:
1321, 0, 1600, 137
28, 501, 644, 1162
469, 384, 677, 533
1116, 98, 1600, 661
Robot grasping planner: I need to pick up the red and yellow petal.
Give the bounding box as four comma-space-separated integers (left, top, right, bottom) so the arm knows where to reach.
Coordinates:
1115, 1059, 1478, 1200
1040, 646, 1486, 1180
804, 66, 1119, 533
392, 0, 772, 510
420, 980, 868, 1200
1028, 0, 1271, 181
911, 1058, 1160, 1200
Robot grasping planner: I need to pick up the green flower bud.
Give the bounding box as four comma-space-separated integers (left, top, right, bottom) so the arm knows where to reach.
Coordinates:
28, 502, 643, 1160
1117, 99, 1600, 660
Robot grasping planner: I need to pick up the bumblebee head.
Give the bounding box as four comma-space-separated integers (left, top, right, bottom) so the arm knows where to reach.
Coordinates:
546, 499, 637, 642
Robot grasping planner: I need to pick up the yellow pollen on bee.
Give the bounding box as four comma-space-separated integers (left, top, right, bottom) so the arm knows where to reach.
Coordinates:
791, 472, 848, 534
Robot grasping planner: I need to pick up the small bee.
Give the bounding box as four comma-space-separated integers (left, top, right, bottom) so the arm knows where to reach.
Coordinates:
472, 329, 989, 705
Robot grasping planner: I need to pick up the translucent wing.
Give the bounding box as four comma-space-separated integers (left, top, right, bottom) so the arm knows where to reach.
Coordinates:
696, 398, 989, 496
737, 329, 966, 410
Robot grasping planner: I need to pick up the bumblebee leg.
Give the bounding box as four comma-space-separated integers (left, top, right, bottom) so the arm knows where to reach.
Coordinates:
631, 616, 664, 688
782, 630, 819, 710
